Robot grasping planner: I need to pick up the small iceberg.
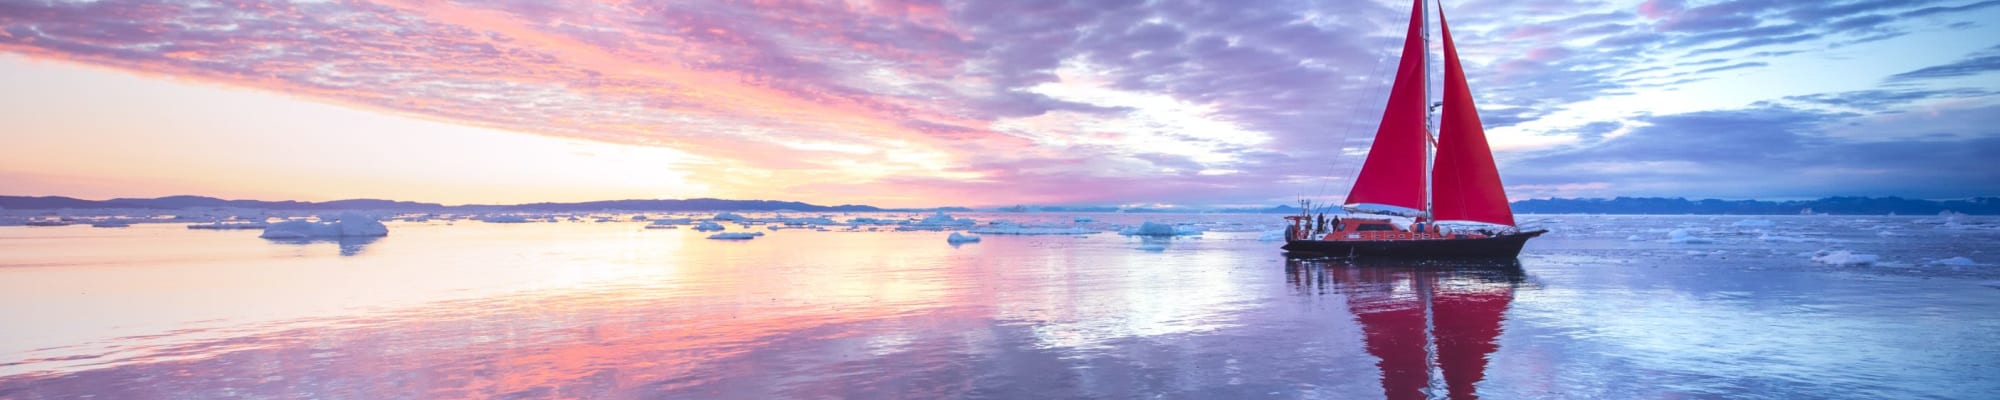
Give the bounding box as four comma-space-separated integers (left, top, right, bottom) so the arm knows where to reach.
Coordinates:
707, 232, 760, 240
947, 232, 982, 244
693, 221, 726, 232
1258, 229, 1287, 242
260, 213, 389, 239
712, 212, 748, 222
1810, 250, 1879, 266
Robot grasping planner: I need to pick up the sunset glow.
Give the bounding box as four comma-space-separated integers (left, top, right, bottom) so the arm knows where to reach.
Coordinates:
3, 0, 1997, 206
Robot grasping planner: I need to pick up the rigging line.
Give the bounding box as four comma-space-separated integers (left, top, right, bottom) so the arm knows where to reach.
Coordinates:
1300, 51, 1390, 207
1309, 35, 1400, 214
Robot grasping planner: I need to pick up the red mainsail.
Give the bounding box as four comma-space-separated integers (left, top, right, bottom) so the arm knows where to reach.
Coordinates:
1344, 0, 1430, 212
1430, 7, 1516, 226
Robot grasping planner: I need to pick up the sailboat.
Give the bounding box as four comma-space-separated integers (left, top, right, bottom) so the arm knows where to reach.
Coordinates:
1283, 0, 1545, 258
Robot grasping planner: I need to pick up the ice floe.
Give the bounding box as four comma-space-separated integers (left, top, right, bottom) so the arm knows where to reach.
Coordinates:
1732, 219, 1776, 228
259, 213, 388, 239
1667, 229, 1712, 244
1930, 257, 1979, 267
968, 221, 1096, 235
706, 232, 760, 240
187, 220, 269, 230
479, 215, 530, 223
947, 232, 982, 244
1809, 250, 1880, 266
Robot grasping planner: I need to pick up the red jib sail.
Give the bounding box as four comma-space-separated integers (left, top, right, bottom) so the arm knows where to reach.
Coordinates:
1344, 0, 1429, 212
1431, 7, 1517, 226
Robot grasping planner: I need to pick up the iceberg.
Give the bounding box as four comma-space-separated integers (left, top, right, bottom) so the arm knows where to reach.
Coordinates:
712, 212, 748, 222
260, 213, 388, 239
1120, 221, 1202, 237
947, 232, 982, 244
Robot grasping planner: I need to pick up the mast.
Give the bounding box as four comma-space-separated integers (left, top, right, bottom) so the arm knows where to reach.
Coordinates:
1421, 0, 1434, 223
1343, 0, 1431, 214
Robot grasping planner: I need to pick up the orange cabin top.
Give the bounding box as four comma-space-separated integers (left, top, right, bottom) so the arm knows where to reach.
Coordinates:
1290, 217, 1484, 241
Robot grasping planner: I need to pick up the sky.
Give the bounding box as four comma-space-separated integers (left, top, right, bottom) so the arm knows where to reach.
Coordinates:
1, 0, 1997, 208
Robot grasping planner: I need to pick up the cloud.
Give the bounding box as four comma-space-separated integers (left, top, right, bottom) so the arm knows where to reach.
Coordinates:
0, 0, 1995, 206
1888, 44, 2000, 81
1506, 103, 2000, 199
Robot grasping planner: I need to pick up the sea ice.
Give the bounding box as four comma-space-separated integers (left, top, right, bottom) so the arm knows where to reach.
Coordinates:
1626, 235, 1645, 241
693, 221, 726, 232
259, 213, 388, 239
1809, 250, 1879, 266
947, 232, 982, 243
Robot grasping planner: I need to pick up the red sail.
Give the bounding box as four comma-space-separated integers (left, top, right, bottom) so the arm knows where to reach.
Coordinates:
1344, 0, 1429, 212
1431, 8, 1516, 226
1432, 285, 1513, 400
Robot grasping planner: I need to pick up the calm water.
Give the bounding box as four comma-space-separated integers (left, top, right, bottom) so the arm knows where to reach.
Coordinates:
1, 214, 1996, 399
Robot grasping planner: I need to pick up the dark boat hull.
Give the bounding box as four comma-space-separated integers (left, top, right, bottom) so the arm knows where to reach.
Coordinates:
1282, 229, 1546, 259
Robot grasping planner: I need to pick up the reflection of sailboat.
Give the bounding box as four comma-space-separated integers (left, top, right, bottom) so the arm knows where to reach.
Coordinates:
1287, 257, 1523, 400
1282, 0, 1543, 258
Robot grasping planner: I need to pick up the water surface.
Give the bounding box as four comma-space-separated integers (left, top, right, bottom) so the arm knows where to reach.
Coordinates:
1, 214, 1995, 398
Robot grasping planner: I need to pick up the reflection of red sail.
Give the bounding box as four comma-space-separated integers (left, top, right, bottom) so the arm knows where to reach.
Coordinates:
1310, 260, 1518, 400
1345, 274, 1428, 400
1432, 286, 1511, 400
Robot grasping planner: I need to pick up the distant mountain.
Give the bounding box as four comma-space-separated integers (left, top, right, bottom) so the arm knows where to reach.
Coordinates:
99, 195, 448, 210
493, 198, 881, 212
0, 195, 878, 212
0, 196, 154, 210
1511, 196, 1999, 215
